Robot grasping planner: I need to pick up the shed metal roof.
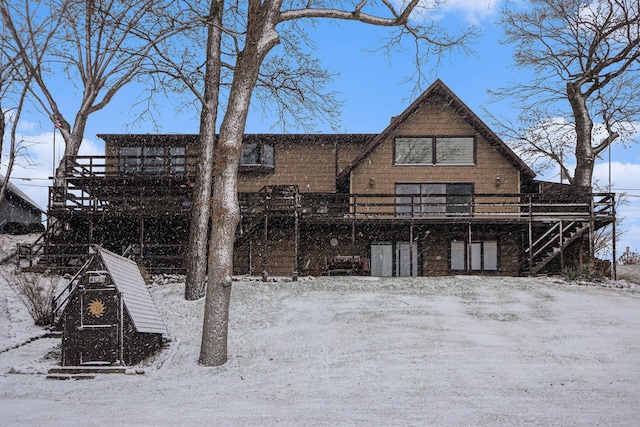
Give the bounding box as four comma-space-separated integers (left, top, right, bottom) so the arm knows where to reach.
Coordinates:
96, 246, 167, 335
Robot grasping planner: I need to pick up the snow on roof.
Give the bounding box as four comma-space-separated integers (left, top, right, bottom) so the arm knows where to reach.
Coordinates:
96, 246, 167, 335
0, 174, 45, 213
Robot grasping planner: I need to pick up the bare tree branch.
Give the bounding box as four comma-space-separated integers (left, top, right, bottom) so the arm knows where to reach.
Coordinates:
496, 0, 640, 187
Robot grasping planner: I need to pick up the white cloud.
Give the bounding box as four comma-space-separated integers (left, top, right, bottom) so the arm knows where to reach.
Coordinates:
426, 0, 502, 23
17, 120, 39, 133
594, 161, 640, 193
593, 161, 640, 256
618, 224, 640, 253
396, 0, 502, 24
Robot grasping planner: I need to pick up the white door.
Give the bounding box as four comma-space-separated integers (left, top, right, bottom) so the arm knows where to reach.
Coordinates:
371, 243, 393, 277
396, 242, 418, 277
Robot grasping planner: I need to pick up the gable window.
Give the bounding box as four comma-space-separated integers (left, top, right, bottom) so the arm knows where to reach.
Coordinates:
451, 240, 498, 272
396, 183, 472, 216
241, 141, 274, 171
395, 137, 475, 165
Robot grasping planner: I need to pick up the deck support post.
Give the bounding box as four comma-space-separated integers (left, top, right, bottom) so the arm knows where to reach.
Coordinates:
589, 196, 595, 271
468, 223, 472, 272
351, 219, 356, 247
248, 240, 253, 275
528, 195, 533, 275
262, 213, 268, 281
410, 223, 415, 276
612, 194, 617, 279
559, 220, 564, 272
139, 217, 145, 263
293, 204, 299, 281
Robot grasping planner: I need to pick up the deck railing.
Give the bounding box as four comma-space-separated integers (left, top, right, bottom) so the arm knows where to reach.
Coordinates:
54, 155, 614, 221
49, 182, 614, 222
64, 155, 199, 178
241, 192, 615, 222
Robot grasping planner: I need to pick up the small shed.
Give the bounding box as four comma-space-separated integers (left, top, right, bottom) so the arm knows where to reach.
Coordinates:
58, 246, 167, 366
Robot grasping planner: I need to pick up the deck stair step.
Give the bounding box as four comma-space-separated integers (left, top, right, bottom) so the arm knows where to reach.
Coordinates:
46, 365, 144, 380
46, 373, 97, 380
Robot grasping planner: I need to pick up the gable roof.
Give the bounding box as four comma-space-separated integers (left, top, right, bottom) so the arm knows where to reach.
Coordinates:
96, 246, 167, 335
337, 79, 536, 180
0, 174, 45, 213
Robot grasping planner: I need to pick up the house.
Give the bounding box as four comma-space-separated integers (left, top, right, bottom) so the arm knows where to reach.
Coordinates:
40, 80, 614, 277
53, 245, 167, 366
0, 174, 44, 233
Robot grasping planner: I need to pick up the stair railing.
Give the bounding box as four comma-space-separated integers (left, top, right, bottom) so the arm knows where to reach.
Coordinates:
50, 255, 94, 326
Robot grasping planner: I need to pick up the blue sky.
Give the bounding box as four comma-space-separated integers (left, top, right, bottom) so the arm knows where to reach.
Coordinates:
5, 0, 640, 259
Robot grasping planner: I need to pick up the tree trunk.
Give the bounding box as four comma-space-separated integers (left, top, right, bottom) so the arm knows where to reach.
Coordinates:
53, 113, 87, 186
184, 0, 224, 301
199, 0, 281, 366
567, 81, 594, 188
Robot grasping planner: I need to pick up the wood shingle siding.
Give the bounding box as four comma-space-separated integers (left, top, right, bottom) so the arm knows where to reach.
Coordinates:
349, 96, 521, 198
239, 141, 337, 193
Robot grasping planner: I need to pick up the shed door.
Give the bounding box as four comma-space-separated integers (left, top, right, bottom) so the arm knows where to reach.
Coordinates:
79, 289, 120, 365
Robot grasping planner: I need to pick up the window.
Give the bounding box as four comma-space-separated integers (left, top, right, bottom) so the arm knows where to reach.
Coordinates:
143, 146, 165, 173
119, 146, 142, 173
169, 147, 186, 173
396, 183, 472, 216
395, 137, 475, 165
118, 144, 187, 175
395, 137, 433, 164
242, 142, 261, 165
450, 240, 498, 272
241, 141, 274, 169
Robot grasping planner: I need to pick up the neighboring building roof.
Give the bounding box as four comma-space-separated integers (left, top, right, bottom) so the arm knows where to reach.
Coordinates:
96, 246, 167, 335
0, 174, 45, 213
337, 79, 537, 180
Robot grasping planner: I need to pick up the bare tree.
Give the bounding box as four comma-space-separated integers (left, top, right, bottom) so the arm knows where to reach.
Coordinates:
0, 22, 32, 209
0, 0, 176, 185
198, 0, 476, 366
144, 0, 344, 300
496, 0, 640, 187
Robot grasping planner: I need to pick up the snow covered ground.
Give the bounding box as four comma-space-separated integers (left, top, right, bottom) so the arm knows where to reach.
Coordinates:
0, 241, 639, 425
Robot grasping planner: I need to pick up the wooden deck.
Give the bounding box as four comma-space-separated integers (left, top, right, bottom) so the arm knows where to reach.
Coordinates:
35, 157, 615, 274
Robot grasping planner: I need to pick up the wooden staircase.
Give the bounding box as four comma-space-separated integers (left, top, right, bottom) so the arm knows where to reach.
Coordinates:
235, 185, 301, 249
525, 220, 591, 276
